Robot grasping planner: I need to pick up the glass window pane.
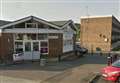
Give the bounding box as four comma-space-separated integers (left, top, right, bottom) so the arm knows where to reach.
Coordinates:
25, 42, 31, 51
38, 34, 48, 40
31, 34, 37, 40
15, 34, 23, 40
41, 42, 48, 47
23, 34, 36, 40
15, 42, 23, 53
26, 23, 38, 28
33, 42, 39, 51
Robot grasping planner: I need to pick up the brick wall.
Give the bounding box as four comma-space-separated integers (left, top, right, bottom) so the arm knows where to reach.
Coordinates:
80, 17, 112, 53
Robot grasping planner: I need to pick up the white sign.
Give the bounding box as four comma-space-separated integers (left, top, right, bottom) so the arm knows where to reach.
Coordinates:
48, 36, 58, 39
13, 53, 24, 61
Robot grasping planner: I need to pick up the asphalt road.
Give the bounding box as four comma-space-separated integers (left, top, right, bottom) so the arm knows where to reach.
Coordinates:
0, 54, 107, 83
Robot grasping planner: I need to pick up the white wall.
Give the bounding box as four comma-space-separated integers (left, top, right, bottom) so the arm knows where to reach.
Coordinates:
63, 45, 73, 53
63, 26, 74, 53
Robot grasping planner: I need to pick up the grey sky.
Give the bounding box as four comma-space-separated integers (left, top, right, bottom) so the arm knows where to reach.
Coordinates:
0, 0, 120, 23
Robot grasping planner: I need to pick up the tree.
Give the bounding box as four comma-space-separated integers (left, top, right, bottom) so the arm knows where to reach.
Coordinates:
75, 23, 80, 41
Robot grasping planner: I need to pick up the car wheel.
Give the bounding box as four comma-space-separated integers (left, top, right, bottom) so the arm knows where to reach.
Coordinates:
116, 77, 120, 83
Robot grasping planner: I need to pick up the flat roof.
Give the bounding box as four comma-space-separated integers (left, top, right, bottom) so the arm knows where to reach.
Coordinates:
80, 15, 113, 19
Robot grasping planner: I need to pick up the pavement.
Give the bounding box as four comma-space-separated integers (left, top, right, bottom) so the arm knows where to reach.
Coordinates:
95, 76, 114, 83
0, 54, 107, 83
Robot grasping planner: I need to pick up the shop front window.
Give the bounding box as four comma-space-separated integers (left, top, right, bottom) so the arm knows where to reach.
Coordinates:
25, 42, 31, 51
33, 42, 39, 51
41, 42, 48, 47
15, 42, 23, 53
40, 41, 48, 53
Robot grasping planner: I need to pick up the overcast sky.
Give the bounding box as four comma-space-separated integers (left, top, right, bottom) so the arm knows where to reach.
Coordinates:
0, 0, 120, 23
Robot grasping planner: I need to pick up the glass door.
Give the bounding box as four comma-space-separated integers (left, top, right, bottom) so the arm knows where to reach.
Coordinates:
32, 41, 40, 60
24, 42, 32, 60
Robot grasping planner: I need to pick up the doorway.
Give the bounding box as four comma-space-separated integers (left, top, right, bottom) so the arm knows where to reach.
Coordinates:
23, 41, 40, 60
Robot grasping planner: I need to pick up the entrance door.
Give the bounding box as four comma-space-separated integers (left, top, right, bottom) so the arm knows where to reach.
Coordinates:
32, 42, 40, 60
24, 42, 32, 60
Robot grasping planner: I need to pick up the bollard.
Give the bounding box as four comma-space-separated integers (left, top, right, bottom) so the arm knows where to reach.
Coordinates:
107, 56, 111, 66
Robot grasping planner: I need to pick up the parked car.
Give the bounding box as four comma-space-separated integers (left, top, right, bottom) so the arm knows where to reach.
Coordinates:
101, 59, 120, 83
75, 45, 88, 57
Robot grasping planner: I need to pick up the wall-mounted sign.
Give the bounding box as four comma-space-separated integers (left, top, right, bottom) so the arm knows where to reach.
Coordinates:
48, 36, 58, 39
41, 48, 48, 53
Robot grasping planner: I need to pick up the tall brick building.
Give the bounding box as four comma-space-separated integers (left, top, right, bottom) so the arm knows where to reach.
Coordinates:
80, 15, 120, 53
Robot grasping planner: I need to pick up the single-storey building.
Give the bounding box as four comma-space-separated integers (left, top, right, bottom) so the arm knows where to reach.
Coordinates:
0, 16, 77, 61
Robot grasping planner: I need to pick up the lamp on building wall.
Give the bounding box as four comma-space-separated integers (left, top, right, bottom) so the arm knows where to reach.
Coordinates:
104, 38, 108, 42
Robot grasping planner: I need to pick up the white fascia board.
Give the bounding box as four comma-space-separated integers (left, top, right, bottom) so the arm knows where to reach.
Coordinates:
33, 18, 60, 29
3, 28, 63, 33
80, 15, 112, 19
0, 17, 31, 29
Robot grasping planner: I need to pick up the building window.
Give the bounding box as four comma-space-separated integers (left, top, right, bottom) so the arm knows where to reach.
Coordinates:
15, 42, 23, 53
25, 42, 31, 51
99, 34, 102, 37
25, 23, 38, 28
63, 39, 73, 46
40, 41, 48, 53
96, 47, 101, 52
23, 34, 37, 40
27, 34, 37, 40
15, 34, 23, 40
41, 42, 48, 47
38, 34, 48, 40
33, 42, 39, 51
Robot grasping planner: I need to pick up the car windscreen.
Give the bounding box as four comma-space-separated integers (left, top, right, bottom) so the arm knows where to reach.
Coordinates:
112, 60, 120, 67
